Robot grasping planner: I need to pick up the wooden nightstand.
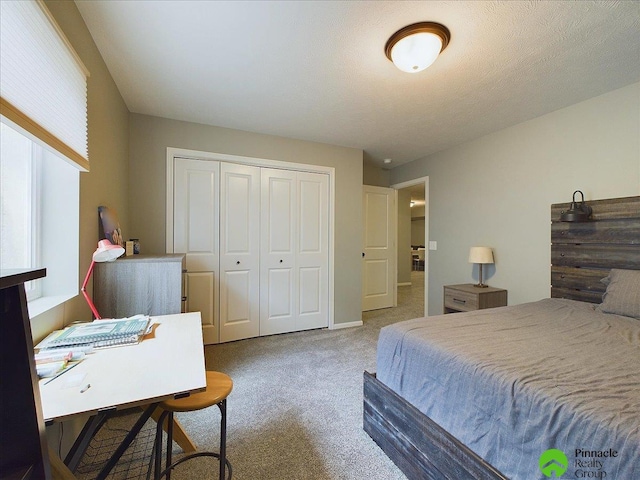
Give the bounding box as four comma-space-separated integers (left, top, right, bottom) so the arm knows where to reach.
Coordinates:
443, 284, 507, 314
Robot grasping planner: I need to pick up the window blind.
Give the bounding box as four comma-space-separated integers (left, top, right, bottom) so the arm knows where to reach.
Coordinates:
0, 0, 89, 170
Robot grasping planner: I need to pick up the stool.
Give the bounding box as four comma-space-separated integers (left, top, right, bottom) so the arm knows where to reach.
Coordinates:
150, 371, 233, 480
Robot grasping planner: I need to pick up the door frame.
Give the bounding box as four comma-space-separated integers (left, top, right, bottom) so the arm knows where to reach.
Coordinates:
390, 176, 429, 317
165, 146, 336, 329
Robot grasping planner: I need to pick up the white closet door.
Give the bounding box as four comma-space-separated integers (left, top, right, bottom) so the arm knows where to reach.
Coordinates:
260, 169, 328, 335
173, 158, 219, 344
296, 172, 329, 330
220, 163, 261, 342
260, 169, 297, 335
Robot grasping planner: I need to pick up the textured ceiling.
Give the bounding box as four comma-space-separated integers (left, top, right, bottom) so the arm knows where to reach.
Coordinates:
75, 1, 640, 169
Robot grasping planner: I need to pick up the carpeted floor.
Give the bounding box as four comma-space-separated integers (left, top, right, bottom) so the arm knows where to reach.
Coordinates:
77, 271, 425, 479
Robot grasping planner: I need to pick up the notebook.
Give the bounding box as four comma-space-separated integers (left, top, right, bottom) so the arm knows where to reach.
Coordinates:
36, 315, 150, 350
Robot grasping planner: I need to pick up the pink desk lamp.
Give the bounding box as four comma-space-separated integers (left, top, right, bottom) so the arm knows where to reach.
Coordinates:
81, 239, 124, 319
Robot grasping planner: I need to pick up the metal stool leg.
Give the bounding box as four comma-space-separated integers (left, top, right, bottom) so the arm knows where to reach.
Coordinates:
166, 412, 174, 480
154, 402, 232, 480
218, 400, 227, 480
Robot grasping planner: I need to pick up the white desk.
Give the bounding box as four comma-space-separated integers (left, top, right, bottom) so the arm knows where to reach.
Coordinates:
39, 312, 206, 476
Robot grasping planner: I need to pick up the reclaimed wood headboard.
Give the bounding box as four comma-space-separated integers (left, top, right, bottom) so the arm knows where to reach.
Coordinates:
551, 195, 640, 303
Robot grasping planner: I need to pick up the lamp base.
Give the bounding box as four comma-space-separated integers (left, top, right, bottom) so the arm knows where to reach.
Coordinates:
473, 283, 489, 288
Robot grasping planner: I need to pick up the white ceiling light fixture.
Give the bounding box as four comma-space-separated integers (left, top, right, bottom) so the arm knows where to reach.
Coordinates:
383, 158, 392, 164
385, 22, 450, 73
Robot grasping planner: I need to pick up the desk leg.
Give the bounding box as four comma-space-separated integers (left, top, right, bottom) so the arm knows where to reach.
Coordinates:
151, 407, 197, 453
65, 412, 109, 472
95, 403, 158, 480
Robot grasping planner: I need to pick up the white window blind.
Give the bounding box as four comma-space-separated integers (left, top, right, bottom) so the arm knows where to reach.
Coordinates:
0, 0, 89, 170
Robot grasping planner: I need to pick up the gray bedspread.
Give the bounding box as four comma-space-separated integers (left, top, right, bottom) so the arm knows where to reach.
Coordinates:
377, 298, 640, 479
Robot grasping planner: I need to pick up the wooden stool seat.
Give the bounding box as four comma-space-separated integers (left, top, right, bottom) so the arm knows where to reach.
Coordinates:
161, 371, 232, 412
151, 371, 233, 480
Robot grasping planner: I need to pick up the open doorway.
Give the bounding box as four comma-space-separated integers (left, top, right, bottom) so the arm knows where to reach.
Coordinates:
392, 177, 429, 318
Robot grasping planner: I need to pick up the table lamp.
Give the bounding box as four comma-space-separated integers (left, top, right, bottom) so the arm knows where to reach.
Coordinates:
81, 239, 124, 319
469, 246, 494, 288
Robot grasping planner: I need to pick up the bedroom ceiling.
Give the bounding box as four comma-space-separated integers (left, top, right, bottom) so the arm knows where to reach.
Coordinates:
75, 1, 640, 169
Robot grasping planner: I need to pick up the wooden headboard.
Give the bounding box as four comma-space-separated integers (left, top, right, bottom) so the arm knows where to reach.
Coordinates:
551, 195, 640, 303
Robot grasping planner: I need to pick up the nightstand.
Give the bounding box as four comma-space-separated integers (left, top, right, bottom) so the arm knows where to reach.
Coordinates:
443, 284, 507, 314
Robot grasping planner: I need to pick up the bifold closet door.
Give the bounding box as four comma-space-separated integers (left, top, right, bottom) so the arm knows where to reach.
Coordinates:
173, 158, 219, 344
260, 169, 328, 335
220, 163, 261, 342
296, 171, 329, 330
260, 169, 297, 335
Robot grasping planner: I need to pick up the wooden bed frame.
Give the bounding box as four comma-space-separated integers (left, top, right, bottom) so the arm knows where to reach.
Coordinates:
363, 195, 639, 480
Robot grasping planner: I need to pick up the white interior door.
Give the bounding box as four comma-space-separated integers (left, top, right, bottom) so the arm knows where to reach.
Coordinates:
173, 158, 219, 344
260, 169, 329, 335
362, 185, 396, 311
260, 168, 297, 335
220, 163, 261, 342
296, 171, 329, 330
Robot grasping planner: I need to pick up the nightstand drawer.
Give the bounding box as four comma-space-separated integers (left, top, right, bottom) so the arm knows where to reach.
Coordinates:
443, 284, 508, 314
444, 290, 478, 312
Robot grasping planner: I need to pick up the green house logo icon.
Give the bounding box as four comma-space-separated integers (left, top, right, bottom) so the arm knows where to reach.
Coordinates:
539, 449, 568, 477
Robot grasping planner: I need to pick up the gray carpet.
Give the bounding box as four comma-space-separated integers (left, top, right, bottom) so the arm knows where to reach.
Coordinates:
78, 271, 425, 479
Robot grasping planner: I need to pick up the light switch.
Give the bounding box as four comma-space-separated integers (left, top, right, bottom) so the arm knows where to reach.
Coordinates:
429, 241, 437, 251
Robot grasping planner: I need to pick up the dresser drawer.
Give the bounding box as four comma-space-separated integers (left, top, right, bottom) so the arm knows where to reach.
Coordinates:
444, 289, 478, 312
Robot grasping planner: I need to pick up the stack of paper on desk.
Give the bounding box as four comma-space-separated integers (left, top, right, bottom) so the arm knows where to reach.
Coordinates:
36, 315, 150, 350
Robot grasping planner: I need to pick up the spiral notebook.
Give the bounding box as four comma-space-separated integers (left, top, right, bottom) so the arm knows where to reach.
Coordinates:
37, 316, 150, 350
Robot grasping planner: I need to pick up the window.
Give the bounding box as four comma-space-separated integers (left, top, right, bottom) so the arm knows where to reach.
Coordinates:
0, 122, 40, 299
0, 119, 80, 315
1, 0, 86, 318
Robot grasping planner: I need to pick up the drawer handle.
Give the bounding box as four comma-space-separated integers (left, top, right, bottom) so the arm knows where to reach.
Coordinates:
453, 298, 466, 304
236, 261, 240, 265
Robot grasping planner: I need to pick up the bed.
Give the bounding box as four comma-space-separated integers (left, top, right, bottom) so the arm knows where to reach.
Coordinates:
363, 195, 640, 480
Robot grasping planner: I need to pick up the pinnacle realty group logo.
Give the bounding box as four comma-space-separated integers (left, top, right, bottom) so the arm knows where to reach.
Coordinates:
540, 449, 568, 477
539, 448, 616, 478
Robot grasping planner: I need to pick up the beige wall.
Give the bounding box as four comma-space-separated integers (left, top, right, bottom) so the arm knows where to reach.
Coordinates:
363, 154, 390, 187
128, 113, 364, 325
397, 189, 412, 284
411, 219, 426, 246
31, 1, 130, 340
391, 82, 640, 315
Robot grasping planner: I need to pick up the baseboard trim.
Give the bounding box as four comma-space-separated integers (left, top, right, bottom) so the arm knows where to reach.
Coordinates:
397, 282, 412, 286
330, 320, 363, 330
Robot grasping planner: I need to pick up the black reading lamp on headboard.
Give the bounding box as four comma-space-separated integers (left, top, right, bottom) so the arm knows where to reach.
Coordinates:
560, 190, 593, 222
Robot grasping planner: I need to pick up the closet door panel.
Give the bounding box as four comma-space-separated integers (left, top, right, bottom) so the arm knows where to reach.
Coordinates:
174, 159, 219, 273
297, 172, 329, 330
173, 159, 219, 344
220, 163, 260, 342
260, 169, 297, 335
222, 270, 250, 322
185, 272, 217, 344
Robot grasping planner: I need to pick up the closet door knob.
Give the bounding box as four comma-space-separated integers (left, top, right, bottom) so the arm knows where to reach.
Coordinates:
236, 261, 240, 265
279, 259, 283, 263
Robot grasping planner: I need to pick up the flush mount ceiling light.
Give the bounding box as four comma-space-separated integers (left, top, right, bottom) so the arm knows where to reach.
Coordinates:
385, 22, 450, 73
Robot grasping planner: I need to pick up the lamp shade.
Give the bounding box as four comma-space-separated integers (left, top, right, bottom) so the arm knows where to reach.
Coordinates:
385, 22, 450, 73
93, 239, 124, 262
390, 33, 442, 73
559, 190, 592, 222
468, 247, 494, 264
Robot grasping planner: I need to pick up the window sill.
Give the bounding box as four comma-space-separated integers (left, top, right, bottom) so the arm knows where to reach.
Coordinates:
28, 293, 76, 319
